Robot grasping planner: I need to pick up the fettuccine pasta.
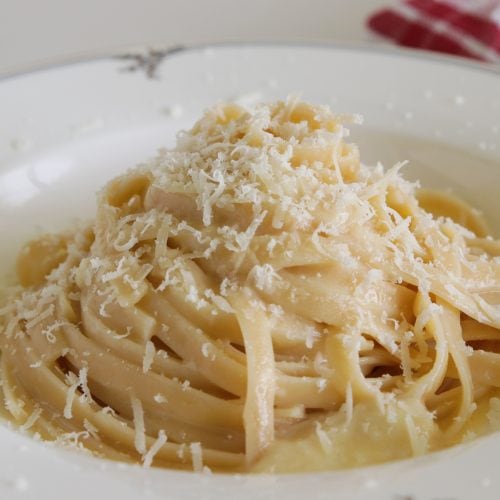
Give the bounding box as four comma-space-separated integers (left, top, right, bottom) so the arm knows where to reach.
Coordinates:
1, 99, 500, 472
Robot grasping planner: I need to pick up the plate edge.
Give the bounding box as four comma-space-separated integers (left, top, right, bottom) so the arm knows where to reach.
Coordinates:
1, 40, 500, 83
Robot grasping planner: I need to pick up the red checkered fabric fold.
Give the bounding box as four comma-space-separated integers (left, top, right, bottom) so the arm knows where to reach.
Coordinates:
368, 0, 500, 62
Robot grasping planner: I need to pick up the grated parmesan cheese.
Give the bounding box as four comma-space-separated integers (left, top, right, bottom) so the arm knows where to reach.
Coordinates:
63, 373, 79, 419
153, 393, 167, 403
315, 421, 332, 453
201, 342, 211, 358
20, 407, 42, 431
25, 304, 54, 330
176, 443, 186, 460
101, 406, 117, 416
143, 430, 167, 468
63, 367, 93, 419
190, 442, 204, 472
131, 396, 146, 455
304, 326, 320, 349
204, 289, 234, 313
142, 340, 156, 373
219, 278, 237, 297
78, 367, 92, 404
316, 378, 327, 392
41, 320, 69, 343
83, 418, 99, 439
248, 263, 281, 292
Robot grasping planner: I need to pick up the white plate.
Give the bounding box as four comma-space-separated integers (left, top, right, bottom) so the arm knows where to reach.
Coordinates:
0, 43, 499, 499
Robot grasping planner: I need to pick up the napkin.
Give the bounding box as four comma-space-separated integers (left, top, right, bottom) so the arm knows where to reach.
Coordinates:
368, 0, 500, 63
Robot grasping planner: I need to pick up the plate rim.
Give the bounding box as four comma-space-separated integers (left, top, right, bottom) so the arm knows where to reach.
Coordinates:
1, 40, 500, 83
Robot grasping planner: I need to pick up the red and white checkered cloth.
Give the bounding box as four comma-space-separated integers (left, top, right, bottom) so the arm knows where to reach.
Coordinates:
368, 0, 500, 63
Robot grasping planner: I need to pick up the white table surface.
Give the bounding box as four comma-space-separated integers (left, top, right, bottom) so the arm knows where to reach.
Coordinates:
0, 0, 390, 75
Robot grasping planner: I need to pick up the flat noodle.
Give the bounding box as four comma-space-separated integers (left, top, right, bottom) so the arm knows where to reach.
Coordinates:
231, 290, 275, 463
2, 99, 500, 473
